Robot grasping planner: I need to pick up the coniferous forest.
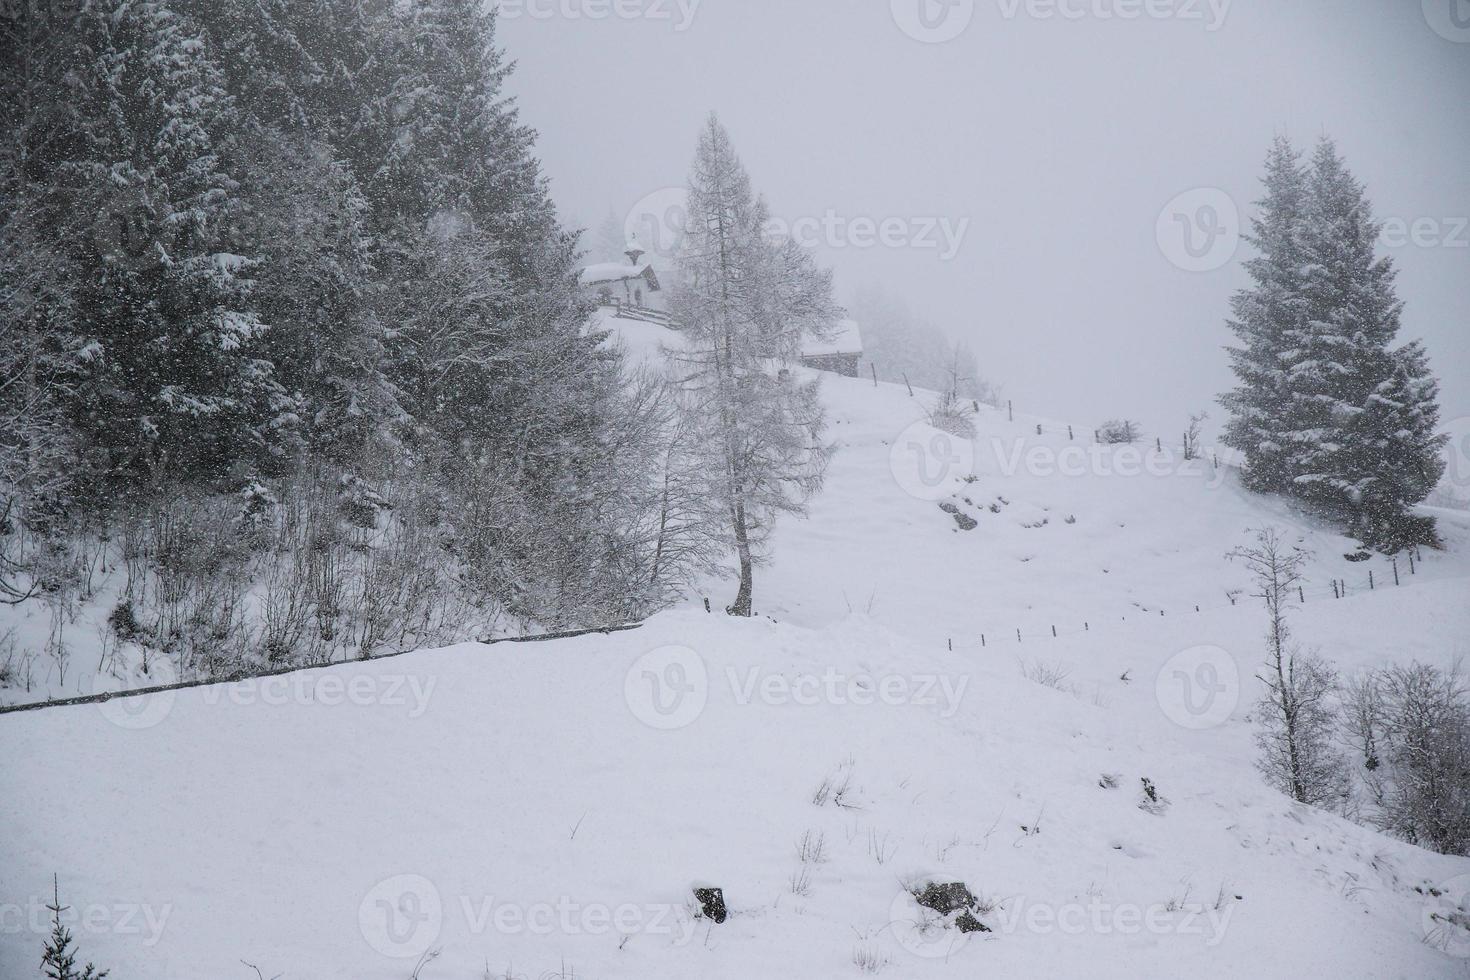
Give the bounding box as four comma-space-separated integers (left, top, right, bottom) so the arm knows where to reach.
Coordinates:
2, 0, 751, 671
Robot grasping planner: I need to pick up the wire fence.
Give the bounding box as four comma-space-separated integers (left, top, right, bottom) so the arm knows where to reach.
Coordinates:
953, 549, 1458, 651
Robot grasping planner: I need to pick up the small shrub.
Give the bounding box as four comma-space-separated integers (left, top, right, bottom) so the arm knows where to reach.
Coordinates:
107, 600, 144, 643
1020, 658, 1072, 691
795, 829, 827, 864
852, 942, 889, 974
1351, 662, 1470, 854
926, 390, 977, 439
1097, 419, 1140, 444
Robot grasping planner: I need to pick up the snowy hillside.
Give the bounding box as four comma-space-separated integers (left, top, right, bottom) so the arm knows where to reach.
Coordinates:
2, 311, 1467, 979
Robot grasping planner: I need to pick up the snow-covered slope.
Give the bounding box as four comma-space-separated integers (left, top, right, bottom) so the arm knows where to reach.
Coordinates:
2, 311, 1468, 979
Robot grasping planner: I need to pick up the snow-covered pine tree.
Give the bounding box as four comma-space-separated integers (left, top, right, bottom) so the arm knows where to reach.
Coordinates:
1287, 138, 1446, 550
235, 137, 403, 466
1349, 339, 1447, 550
1220, 136, 1309, 494
670, 114, 840, 616
25, 0, 290, 499
0, 13, 84, 524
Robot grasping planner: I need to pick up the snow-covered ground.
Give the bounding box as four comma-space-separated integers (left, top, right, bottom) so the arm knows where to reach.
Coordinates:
3, 311, 1468, 978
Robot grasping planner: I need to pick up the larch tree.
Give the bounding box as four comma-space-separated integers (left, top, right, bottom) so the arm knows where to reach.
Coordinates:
670, 114, 840, 616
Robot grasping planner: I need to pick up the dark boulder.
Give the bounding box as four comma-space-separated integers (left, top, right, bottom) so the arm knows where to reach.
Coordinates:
694, 886, 727, 924
915, 881, 977, 916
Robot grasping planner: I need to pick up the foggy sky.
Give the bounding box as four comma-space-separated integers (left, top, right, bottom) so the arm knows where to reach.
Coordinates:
498, 0, 1470, 437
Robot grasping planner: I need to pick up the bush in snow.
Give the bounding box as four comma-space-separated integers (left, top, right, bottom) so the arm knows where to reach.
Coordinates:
926, 389, 978, 440
1347, 662, 1470, 855
1097, 419, 1140, 444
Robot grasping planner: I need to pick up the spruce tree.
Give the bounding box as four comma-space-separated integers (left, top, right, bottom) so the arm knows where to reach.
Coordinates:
28, 0, 289, 496
1220, 136, 1309, 494
40, 876, 109, 980
1222, 136, 1447, 551
1288, 139, 1446, 549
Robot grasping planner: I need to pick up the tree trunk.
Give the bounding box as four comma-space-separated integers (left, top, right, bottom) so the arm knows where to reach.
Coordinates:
729, 498, 753, 616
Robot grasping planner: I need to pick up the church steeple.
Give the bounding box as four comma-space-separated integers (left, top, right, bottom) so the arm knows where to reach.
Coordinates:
624, 236, 646, 267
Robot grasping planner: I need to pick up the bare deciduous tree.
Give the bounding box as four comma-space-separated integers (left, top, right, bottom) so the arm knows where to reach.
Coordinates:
670, 115, 840, 616
1347, 662, 1470, 854
1230, 527, 1348, 807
